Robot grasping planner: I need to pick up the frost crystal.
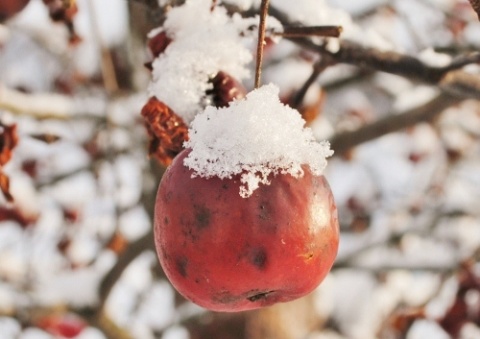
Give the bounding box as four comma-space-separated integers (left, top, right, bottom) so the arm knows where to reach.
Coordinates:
148, 0, 282, 124
183, 84, 333, 197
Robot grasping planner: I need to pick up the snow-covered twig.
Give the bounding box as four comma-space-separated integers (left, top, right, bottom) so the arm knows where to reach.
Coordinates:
98, 230, 156, 310
330, 94, 460, 155
290, 56, 334, 108
0, 84, 106, 119
440, 70, 480, 100
295, 40, 480, 96
85, 0, 119, 94
0, 84, 74, 119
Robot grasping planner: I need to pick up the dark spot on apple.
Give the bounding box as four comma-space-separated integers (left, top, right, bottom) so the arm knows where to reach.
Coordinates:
258, 202, 270, 220
176, 257, 188, 277
165, 191, 173, 203
160, 244, 169, 260
164, 216, 169, 225
251, 247, 267, 270
222, 183, 229, 190
247, 290, 275, 302
212, 290, 242, 304
194, 205, 211, 229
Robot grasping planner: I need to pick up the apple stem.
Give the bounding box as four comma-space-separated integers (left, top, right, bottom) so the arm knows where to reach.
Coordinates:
254, 0, 270, 89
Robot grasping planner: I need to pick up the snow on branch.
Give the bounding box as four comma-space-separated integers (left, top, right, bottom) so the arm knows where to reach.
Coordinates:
0, 84, 106, 119
268, 5, 480, 100
287, 38, 480, 99
330, 94, 461, 155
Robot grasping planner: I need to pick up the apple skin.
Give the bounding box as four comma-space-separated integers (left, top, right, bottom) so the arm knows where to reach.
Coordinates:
0, 0, 30, 22
154, 149, 339, 312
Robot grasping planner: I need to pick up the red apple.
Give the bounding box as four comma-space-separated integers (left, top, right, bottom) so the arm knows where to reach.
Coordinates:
0, 0, 30, 22
154, 149, 339, 312
36, 314, 86, 338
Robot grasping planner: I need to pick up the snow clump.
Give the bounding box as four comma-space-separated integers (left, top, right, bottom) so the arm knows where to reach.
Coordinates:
148, 0, 282, 124
184, 84, 333, 198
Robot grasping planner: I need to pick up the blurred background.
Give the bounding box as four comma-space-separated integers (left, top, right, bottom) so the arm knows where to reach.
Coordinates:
0, 0, 480, 338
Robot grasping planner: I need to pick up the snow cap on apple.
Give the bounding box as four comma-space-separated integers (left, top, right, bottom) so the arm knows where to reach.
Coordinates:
184, 84, 333, 197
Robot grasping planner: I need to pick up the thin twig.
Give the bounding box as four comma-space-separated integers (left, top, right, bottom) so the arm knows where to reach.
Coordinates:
289, 39, 480, 100
98, 231, 156, 310
86, 0, 119, 94
330, 93, 460, 155
290, 56, 334, 108
442, 52, 480, 73
268, 5, 480, 100
254, 0, 270, 89
277, 25, 343, 38
440, 69, 480, 99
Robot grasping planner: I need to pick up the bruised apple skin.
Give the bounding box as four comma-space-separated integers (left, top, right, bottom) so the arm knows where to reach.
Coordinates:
154, 149, 339, 312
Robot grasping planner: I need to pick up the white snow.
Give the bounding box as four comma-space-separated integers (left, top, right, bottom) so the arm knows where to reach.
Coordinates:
407, 320, 450, 339
119, 206, 151, 241
184, 84, 333, 197
0, 317, 21, 338
76, 327, 107, 339
162, 326, 190, 339
222, 0, 256, 10
19, 328, 52, 339
148, 0, 282, 123
418, 48, 452, 67
463, 22, 480, 48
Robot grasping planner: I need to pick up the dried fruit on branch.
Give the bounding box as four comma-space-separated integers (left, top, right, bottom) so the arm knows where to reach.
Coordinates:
208, 71, 247, 108
42, 0, 79, 43
0, 123, 18, 202
0, 123, 18, 166
438, 263, 480, 337
148, 31, 172, 59
141, 97, 189, 166
0, 206, 37, 227
145, 31, 172, 70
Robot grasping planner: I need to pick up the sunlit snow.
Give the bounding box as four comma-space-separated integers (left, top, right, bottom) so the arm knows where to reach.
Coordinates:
184, 84, 333, 197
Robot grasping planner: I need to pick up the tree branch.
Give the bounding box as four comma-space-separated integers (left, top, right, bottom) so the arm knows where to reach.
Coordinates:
97, 230, 156, 311
128, 0, 159, 9
296, 39, 480, 94
330, 93, 460, 155
97, 161, 165, 312
468, 0, 480, 20
268, 5, 480, 100
440, 70, 480, 100
0, 84, 106, 119
290, 56, 334, 108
